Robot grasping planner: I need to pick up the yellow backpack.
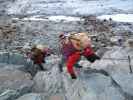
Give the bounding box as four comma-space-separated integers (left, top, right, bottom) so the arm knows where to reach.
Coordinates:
69, 32, 91, 50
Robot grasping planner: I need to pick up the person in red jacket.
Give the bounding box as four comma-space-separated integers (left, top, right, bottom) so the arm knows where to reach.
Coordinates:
59, 33, 100, 79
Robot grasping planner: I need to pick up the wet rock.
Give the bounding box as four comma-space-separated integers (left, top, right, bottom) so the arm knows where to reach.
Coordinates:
0, 68, 34, 100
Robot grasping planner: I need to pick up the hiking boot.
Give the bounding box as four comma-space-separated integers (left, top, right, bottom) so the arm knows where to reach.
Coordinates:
71, 74, 77, 79
86, 54, 100, 63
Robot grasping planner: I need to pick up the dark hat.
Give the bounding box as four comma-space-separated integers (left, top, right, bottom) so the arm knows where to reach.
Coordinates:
59, 33, 65, 39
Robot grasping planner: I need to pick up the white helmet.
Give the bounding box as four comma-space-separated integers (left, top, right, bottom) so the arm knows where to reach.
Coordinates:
36, 44, 45, 51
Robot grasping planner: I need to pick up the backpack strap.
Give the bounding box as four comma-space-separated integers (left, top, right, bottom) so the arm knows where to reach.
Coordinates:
68, 33, 84, 51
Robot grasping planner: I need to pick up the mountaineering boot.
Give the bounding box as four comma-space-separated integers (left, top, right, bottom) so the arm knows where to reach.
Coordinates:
71, 74, 77, 79
86, 54, 100, 63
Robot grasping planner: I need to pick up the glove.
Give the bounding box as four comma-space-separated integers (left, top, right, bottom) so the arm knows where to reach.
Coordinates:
86, 54, 100, 63
27, 58, 31, 63
71, 74, 77, 79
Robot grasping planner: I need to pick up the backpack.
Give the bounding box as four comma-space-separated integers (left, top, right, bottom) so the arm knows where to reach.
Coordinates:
69, 32, 91, 50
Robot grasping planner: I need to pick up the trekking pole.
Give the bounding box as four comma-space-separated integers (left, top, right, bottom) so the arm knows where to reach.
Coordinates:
128, 55, 132, 73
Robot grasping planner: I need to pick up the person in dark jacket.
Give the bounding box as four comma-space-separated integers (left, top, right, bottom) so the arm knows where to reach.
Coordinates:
27, 45, 50, 71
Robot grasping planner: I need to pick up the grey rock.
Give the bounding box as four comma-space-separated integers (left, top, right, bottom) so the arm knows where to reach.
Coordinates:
90, 47, 133, 73
33, 65, 62, 95
0, 52, 34, 74
64, 72, 125, 100
0, 68, 34, 100
0, 52, 27, 65
16, 93, 42, 100
111, 72, 133, 96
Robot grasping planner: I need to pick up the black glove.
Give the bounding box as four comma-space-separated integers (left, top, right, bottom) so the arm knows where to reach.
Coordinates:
71, 74, 77, 79
86, 54, 100, 63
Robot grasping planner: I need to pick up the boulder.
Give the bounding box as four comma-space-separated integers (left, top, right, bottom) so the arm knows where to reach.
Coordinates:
33, 65, 62, 96
64, 73, 125, 100
0, 52, 26, 65
111, 72, 133, 97
0, 68, 34, 100
0, 52, 34, 74
89, 47, 133, 74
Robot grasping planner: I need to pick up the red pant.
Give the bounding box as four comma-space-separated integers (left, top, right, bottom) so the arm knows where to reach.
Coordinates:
66, 47, 94, 75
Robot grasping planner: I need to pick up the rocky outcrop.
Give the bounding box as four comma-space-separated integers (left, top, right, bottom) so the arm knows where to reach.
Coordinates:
110, 72, 133, 100
0, 52, 35, 75
0, 52, 26, 65
64, 73, 125, 100
0, 68, 34, 100
33, 65, 62, 95
32, 56, 132, 100
89, 47, 133, 74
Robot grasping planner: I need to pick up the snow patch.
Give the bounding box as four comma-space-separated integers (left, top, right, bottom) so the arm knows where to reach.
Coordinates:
48, 16, 82, 22
12, 16, 82, 22
97, 14, 133, 23
23, 17, 47, 21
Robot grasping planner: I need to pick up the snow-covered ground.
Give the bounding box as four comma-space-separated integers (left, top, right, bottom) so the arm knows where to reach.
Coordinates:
98, 14, 133, 23
7, 0, 133, 16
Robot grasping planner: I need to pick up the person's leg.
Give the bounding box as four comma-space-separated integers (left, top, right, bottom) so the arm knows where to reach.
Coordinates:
59, 56, 65, 72
82, 47, 100, 63
38, 64, 46, 71
66, 52, 81, 79
74, 58, 82, 68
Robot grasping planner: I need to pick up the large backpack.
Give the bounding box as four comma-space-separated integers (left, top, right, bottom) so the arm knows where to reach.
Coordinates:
69, 32, 91, 50
59, 32, 91, 59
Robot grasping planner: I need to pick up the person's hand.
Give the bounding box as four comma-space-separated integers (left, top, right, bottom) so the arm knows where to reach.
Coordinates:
27, 58, 31, 63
